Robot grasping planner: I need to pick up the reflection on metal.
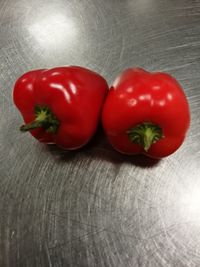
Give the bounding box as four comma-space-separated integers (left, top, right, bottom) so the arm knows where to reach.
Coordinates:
28, 14, 78, 49
180, 187, 200, 222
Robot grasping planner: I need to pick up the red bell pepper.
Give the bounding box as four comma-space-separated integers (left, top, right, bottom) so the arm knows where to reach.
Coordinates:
102, 68, 190, 158
13, 66, 109, 149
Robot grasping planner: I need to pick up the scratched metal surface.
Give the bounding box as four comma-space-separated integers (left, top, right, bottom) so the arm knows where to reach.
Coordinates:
0, 0, 200, 266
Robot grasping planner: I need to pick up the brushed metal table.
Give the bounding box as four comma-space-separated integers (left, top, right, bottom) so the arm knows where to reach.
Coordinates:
1, 0, 200, 266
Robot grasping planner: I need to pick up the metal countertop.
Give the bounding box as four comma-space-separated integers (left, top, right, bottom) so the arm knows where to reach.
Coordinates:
1, 0, 200, 266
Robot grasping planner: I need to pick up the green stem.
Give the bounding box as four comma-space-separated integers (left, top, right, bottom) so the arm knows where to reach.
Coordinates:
127, 122, 163, 151
20, 106, 60, 134
20, 120, 45, 131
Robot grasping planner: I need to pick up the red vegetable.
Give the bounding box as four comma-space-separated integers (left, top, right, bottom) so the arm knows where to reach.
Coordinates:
13, 66, 109, 149
102, 68, 190, 158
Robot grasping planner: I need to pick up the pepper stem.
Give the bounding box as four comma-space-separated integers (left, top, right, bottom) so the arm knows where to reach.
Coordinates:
20, 120, 45, 131
20, 106, 60, 134
127, 122, 163, 151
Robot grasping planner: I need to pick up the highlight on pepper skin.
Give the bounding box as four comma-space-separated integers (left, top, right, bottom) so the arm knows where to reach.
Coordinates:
102, 68, 190, 159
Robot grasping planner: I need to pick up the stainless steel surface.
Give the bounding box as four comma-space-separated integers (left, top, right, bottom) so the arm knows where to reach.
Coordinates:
0, 0, 200, 266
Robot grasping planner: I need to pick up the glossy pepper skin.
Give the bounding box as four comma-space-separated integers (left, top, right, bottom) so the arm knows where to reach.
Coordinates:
102, 68, 190, 158
13, 66, 109, 149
